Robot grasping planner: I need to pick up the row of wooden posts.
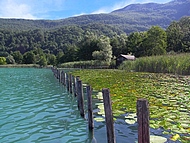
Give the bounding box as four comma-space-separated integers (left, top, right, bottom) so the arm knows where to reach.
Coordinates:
51, 67, 150, 143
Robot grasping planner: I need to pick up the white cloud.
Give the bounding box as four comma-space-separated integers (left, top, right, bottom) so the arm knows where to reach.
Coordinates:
0, 0, 37, 19
73, 12, 88, 17
0, 0, 66, 19
91, 0, 136, 14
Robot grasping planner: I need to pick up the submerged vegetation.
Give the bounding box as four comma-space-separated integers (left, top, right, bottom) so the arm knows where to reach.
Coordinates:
71, 69, 190, 142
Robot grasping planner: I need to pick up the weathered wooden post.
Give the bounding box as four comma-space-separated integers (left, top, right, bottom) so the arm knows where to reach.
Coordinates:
86, 85, 94, 130
73, 76, 76, 96
56, 69, 59, 79
58, 70, 61, 83
77, 80, 84, 118
75, 76, 80, 97
102, 88, 116, 143
137, 98, 150, 143
69, 74, 72, 94
60, 71, 64, 84
88, 130, 97, 143
66, 73, 69, 92
55, 68, 57, 78
63, 72, 66, 86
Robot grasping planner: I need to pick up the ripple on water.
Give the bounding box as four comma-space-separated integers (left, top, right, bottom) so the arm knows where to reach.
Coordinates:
0, 68, 88, 143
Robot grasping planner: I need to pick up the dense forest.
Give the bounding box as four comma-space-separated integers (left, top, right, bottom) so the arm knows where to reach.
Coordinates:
0, 16, 190, 66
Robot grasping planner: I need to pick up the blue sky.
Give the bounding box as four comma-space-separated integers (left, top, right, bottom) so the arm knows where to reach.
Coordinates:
0, 0, 172, 20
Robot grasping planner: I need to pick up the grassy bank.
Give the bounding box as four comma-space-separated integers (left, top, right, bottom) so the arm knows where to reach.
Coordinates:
71, 69, 190, 142
119, 53, 190, 75
60, 60, 114, 69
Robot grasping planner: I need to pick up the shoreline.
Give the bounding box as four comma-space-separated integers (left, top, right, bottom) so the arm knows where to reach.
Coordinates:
0, 64, 53, 68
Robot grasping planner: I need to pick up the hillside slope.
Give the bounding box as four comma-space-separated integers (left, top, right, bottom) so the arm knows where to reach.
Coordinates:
0, 0, 189, 33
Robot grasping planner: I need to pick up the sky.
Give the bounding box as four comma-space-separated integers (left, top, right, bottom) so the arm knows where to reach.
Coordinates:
0, 0, 172, 20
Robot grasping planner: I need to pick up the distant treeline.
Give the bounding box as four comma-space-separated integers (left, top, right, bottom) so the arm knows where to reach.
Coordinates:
0, 17, 189, 66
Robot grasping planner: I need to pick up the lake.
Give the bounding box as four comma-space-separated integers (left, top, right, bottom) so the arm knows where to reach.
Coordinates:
0, 68, 139, 143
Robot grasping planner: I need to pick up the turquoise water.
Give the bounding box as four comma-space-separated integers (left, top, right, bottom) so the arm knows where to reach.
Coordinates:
0, 68, 90, 143
0, 68, 139, 143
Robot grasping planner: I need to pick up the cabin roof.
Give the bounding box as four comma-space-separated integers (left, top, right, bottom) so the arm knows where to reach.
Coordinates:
119, 54, 135, 60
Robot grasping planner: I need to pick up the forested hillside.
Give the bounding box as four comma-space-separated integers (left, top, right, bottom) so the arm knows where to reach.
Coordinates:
0, 0, 189, 33
0, 16, 189, 66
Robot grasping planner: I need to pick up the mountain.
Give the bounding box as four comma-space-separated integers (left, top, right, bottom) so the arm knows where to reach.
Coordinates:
0, 0, 190, 33
112, 0, 190, 20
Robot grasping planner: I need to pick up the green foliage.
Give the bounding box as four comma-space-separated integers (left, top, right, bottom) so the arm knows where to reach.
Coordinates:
119, 53, 190, 75
142, 26, 167, 56
0, 17, 189, 66
92, 35, 112, 66
37, 56, 47, 67
77, 31, 99, 61
166, 17, 190, 53
47, 54, 56, 65
0, 57, 6, 65
111, 33, 129, 57
23, 51, 35, 64
6, 55, 15, 64
11, 51, 23, 64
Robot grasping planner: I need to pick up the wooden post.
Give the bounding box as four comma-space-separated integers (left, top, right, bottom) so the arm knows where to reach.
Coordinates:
102, 88, 116, 143
137, 99, 150, 143
60, 71, 64, 84
88, 130, 97, 143
66, 73, 69, 92
86, 85, 94, 130
63, 72, 66, 86
73, 76, 76, 96
58, 70, 61, 83
56, 69, 59, 79
75, 76, 80, 97
69, 74, 72, 94
77, 80, 84, 118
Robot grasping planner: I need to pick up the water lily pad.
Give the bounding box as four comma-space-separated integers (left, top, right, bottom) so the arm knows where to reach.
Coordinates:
170, 134, 180, 141
125, 119, 136, 124
150, 135, 167, 143
94, 117, 104, 122
96, 103, 105, 115
125, 113, 137, 124
96, 92, 103, 100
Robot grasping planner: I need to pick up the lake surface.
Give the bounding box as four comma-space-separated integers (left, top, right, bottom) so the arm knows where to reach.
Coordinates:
1, 68, 176, 143
1, 68, 133, 143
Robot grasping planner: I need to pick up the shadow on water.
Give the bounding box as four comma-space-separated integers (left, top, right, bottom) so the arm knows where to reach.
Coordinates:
85, 130, 97, 143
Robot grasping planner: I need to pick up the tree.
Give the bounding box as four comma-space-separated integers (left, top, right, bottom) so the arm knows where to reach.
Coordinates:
78, 31, 98, 61
6, 55, 15, 64
11, 51, 23, 64
62, 44, 79, 63
111, 33, 128, 57
127, 32, 146, 57
92, 35, 112, 65
166, 21, 183, 52
38, 55, 47, 67
47, 54, 56, 65
23, 51, 35, 64
142, 26, 167, 56
166, 17, 190, 52
56, 51, 64, 65
0, 57, 6, 65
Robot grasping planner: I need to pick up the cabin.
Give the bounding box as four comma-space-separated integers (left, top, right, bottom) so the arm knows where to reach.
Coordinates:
116, 54, 135, 67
